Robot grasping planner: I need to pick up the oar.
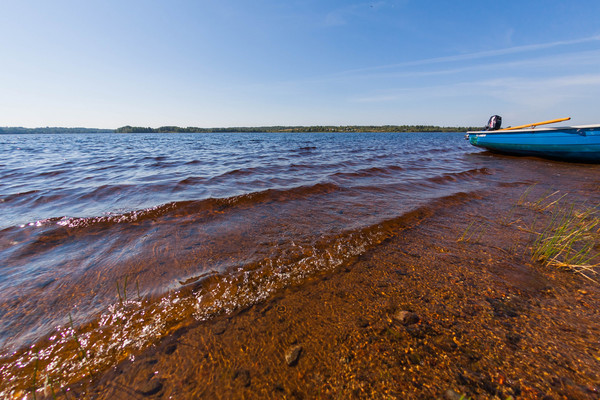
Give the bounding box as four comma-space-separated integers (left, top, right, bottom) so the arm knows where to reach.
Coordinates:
498, 117, 571, 131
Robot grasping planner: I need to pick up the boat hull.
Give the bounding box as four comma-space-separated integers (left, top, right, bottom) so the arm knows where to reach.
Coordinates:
467, 125, 600, 162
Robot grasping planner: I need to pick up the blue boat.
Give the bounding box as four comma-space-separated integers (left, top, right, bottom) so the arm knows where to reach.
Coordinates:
467, 117, 600, 162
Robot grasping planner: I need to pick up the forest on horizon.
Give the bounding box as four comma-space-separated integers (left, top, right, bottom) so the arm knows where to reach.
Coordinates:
0, 124, 480, 134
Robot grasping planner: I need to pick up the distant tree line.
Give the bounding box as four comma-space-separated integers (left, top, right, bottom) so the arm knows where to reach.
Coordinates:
0, 125, 480, 135
0, 127, 113, 134
115, 125, 478, 133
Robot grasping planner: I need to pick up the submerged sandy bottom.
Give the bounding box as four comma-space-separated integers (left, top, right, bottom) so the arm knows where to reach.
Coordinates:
52, 180, 600, 400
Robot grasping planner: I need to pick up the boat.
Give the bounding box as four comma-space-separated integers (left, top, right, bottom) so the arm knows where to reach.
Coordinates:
466, 117, 600, 162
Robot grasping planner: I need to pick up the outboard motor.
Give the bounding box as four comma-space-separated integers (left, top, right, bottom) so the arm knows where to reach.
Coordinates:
484, 115, 502, 131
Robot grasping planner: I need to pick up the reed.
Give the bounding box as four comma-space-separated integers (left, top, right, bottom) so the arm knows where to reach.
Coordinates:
501, 204, 520, 226
501, 184, 540, 226
31, 355, 38, 400
457, 220, 476, 242
457, 220, 488, 243
527, 189, 572, 212
116, 275, 129, 303
46, 376, 57, 400
516, 183, 537, 206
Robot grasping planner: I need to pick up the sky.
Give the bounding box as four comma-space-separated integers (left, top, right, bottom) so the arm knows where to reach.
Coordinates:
1, 0, 600, 128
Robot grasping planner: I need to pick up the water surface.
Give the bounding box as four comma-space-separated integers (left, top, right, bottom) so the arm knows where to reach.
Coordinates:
2, 131, 599, 395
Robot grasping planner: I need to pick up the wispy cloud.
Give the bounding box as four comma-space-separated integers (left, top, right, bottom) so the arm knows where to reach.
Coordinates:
343, 48, 600, 81
352, 73, 600, 106
336, 34, 600, 75
481, 73, 600, 107
240, 46, 600, 111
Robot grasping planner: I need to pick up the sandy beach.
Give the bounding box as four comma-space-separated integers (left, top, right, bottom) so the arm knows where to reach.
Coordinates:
57, 179, 600, 399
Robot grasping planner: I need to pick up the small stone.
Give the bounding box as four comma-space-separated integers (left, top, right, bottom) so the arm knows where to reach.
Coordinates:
434, 336, 458, 352
443, 389, 463, 400
356, 316, 370, 328
164, 343, 177, 355
274, 383, 285, 392
339, 355, 352, 364
407, 352, 422, 365
285, 345, 303, 366
392, 310, 419, 325
212, 320, 228, 335
464, 349, 482, 362
138, 378, 163, 396
406, 323, 432, 339
506, 333, 522, 346
233, 368, 251, 387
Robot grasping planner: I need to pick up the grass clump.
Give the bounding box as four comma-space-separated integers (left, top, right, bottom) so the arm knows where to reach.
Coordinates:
531, 201, 599, 281
458, 184, 599, 282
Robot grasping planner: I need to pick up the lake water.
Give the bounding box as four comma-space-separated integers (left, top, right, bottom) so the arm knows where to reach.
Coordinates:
1, 131, 599, 394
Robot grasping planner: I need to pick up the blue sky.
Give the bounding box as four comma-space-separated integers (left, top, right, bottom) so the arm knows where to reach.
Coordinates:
1, 0, 600, 128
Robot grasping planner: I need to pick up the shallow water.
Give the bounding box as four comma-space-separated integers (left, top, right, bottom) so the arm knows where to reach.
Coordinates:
1, 131, 599, 396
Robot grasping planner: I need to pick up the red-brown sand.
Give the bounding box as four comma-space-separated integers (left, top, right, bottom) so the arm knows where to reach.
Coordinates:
55, 182, 600, 400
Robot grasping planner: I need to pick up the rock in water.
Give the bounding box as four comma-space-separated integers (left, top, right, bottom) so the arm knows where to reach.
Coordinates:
443, 389, 463, 400
285, 345, 302, 366
392, 310, 420, 325
138, 378, 163, 396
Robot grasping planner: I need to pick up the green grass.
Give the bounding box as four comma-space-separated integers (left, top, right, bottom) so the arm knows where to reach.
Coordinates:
457, 220, 489, 243
31, 355, 38, 400
116, 275, 142, 303
458, 185, 599, 282
116, 275, 128, 303
531, 202, 599, 281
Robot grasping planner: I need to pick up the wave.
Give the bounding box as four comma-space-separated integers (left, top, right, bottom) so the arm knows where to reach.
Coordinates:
175, 176, 207, 187
37, 169, 70, 177
331, 165, 405, 180
77, 184, 138, 201
292, 146, 317, 154
0, 190, 479, 397
0, 190, 41, 204
426, 168, 492, 184
2, 163, 492, 233
0, 159, 495, 365
184, 159, 203, 165
43, 182, 344, 229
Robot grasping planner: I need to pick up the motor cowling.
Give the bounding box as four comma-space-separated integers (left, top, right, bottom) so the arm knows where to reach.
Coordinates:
484, 115, 502, 131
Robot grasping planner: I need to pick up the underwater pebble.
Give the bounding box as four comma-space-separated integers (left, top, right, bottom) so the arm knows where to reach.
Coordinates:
506, 332, 522, 346
393, 310, 419, 325
443, 389, 463, 400
356, 316, 370, 328
212, 319, 228, 335
285, 345, 302, 366
233, 368, 251, 387
138, 377, 163, 396
164, 343, 177, 355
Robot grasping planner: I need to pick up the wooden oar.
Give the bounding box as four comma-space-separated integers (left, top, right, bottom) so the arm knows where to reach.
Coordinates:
498, 117, 571, 131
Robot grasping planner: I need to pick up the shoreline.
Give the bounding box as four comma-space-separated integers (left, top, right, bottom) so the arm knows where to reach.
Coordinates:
0, 127, 477, 135
61, 182, 600, 399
